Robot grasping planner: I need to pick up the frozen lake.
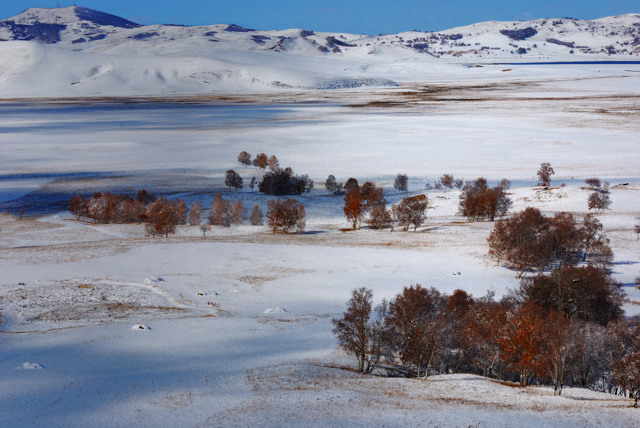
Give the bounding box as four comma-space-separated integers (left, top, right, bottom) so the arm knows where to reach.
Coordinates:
1, 75, 639, 207
2, 93, 638, 179
0, 101, 314, 134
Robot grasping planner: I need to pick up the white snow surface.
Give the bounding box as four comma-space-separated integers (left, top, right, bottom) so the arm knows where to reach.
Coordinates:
0, 7, 639, 427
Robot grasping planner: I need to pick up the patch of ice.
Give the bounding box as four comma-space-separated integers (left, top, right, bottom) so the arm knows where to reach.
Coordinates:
144, 277, 164, 284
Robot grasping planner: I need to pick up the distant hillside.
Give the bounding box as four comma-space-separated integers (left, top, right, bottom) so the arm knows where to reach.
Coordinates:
0, 6, 639, 96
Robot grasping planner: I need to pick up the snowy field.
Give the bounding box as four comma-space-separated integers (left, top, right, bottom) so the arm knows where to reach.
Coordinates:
1, 65, 640, 426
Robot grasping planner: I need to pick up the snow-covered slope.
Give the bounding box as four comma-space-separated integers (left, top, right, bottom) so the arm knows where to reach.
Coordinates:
0, 7, 639, 96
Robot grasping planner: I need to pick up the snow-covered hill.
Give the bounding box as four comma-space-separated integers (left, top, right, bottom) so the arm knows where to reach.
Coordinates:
0, 6, 639, 96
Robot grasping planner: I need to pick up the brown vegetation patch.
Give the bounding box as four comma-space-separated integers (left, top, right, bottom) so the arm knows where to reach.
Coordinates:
492, 379, 526, 388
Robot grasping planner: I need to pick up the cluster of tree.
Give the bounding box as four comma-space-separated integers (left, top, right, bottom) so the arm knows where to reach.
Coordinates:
225, 170, 244, 191
143, 197, 190, 238
208, 194, 265, 228
260, 168, 313, 196
488, 208, 612, 277
238, 151, 313, 196
237, 150, 278, 171
342, 179, 385, 229
391, 195, 428, 231
586, 179, 612, 213
324, 174, 344, 195
433, 174, 463, 190
458, 177, 512, 221
69, 190, 188, 238
333, 275, 636, 402
341, 179, 429, 232
265, 198, 306, 234
209, 194, 245, 227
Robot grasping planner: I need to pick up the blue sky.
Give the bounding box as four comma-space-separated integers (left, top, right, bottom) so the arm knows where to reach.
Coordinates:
2, 0, 638, 34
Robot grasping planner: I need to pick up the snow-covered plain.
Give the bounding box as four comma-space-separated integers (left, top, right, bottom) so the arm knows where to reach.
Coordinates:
1, 73, 639, 426
1, 8, 640, 425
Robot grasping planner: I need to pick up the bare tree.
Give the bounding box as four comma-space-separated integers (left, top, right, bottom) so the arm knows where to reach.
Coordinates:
249, 176, 256, 192
459, 178, 511, 221
394, 174, 408, 192
290, 174, 314, 196
581, 215, 603, 261
392, 195, 428, 231
225, 170, 243, 191
359, 182, 385, 215
343, 187, 364, 229
587, 183, 611, 213
368, 204, 392, 230
249, 204, 263, 226
188, 201, 201, 226
230, 200, 245, 225
613, 350, 640, 407
585, 178, 601, 189
200, 224, 211, 240
344, 177, 359, 193
332, 287, 388, 374
332, 287, 374, 373
520, 264, 624, 325
69, 195, 87, 219
136, 189, 156, 205
589, 240, 614, 273
266, 198, 306, 234
487, 207, 553, 277
325, 174, 342, 195
440, 174, 455, 189
175, 200, 187, 225
386, 285, 448, 378
145, 202, 178, 238
267, 155, 280, 172
253, 153, 268, 170
537, 163, 555, 187
237, 150, 252, 166
209, 194, 232, 227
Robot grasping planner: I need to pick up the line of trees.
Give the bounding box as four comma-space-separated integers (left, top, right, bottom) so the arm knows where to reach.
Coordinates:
69, 191, 280, 237
69, 190, 188, 238
332, 273, 635, 401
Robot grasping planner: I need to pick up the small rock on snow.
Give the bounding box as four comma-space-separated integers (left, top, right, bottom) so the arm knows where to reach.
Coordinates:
18, 362, 44, 370
263, 307, 287, 314
131, 324, 150, 330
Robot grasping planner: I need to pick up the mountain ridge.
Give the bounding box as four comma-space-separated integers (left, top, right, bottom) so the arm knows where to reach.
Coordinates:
1, 6, 639, 57
0, 7, 639, 97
